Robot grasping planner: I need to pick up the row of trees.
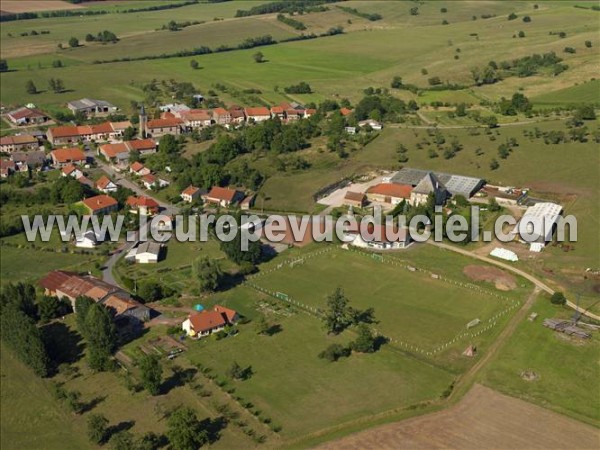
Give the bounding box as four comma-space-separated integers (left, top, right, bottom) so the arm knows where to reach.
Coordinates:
25, 78, 66, 94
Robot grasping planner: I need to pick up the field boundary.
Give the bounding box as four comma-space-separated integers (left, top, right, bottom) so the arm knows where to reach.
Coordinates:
245, 245, 521, 357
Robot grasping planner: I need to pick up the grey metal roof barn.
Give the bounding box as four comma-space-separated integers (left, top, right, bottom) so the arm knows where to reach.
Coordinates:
391, 168, 484, 198
67, 98, 117, 114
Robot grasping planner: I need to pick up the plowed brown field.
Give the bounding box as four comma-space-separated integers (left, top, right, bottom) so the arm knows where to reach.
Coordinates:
318, 384, 599, 449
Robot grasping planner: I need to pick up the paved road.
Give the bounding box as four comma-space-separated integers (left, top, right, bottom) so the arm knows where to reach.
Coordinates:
427, 241, 600, 321
88, 153, 181, 287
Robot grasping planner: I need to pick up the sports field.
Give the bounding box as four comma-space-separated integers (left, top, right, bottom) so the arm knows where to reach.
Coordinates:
251, 248, 517, 352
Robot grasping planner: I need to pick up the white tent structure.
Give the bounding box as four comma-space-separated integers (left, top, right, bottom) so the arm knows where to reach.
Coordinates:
490, 247, 518, 262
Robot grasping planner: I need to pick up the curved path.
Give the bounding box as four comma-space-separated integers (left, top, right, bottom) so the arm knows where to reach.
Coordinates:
427, 241, 600, 321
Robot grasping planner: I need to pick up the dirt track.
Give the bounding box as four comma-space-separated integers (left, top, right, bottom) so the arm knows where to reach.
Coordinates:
317, 384, 600, 450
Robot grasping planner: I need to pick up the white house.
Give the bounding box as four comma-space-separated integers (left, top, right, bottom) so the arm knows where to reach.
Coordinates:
181, 305, 238, 338
75, 230, 102, 248
96, 175, 118, 194
134, 241, 162, 264
62, 164, 84, 179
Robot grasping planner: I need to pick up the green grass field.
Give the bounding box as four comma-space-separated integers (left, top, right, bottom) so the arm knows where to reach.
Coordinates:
1, 1, 598, 111
252, 248, 515, 351
183, 301, 453, 440
0, 344, 90, 450
479, 292, 600, 426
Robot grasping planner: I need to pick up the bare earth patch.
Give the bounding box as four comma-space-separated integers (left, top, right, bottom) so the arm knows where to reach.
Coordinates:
318, 384, 599, 450
0, 1, 82, 14
464, 265, 517, 291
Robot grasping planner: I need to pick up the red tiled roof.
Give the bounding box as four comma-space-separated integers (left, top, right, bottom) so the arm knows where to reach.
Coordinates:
180, 110, 211, 122
126, 196, 159, 208
367, 183, 413, 199
182, 185, 200, 196
142, 173, 156, 184
212, 107, 229, 116
344, 191, 366, 202
244, 107, 270, 117
0, 135, 37, 146
100, 142, 129, 158
126, 139, 156, 151
340, 107, 353, 116
103, 294, 139, 315
48, 126, 80, 138
229, 109, 245, 119
51, 147, 85, 163
82, 194, 118, 213
90, 122, 114, 134
62, 164, 79, 175
147, 118, 183, 128
189, 310, 227, 333
38, 270, 79, 293
206, 186, 238, 202
96, 175, 114, 190
0, 160, 16, 171
305, 108, 316, 115
9, 107, 47, 121
271, 106, 284, 114
214, 305, 237, 323
130, 161, 145, 172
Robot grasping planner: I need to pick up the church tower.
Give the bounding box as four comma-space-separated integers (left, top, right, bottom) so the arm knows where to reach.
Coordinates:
139, 104, 147, 139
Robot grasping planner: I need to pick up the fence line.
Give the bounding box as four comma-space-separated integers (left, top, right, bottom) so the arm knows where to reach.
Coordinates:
245, 245, 523, 356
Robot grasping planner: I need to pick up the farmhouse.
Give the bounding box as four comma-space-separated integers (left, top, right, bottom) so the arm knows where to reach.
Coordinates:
344, 191, 367, 208
0, 160, 16, 178
513, 202, 563, 248
349, 224, 412, 250
75, 230, 101, 248
181, 185, 202, 203
244, 107, 271, 123
182, 305, 239, 338
61, 164, 84, 179
179, 109, 212, 129
212, 107, 231, 125
228, 107, 246, 124
7, 106, 49, 125
410, 172, 447, 206
99, 142, 129, 164
240, 194, 255, 211
144, 117, 182, 137
0, 134, 38, 153
203, 186, 244, 207
11, 150, 46, 170
126, 138, 157, 156
134, 241, 162, 264
366, 183, 413, 205
130, 161, 151, 176
50, 147, 86, 167
47, 121, 131, 145
340, 107, 353, 117
67, 98, 117, 117
392, 168, 484, 200
96, 175, 118, 193
126, 196, 160, 216
99, 138, 157, 165
81, 194, 118, 216
39, 271, 150, 328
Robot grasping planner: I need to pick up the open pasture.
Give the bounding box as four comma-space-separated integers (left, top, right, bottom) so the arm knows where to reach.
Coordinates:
250, 247, 516, 352
183, 290, 454, 440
